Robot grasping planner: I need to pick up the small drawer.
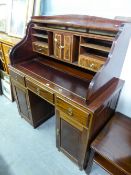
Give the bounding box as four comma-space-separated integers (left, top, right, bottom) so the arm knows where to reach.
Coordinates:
2, 44, 12, 58
79, 54, 105, 72
32, 42, 49, 56
56, 97, 90, 127
26, 79, 54, 104
10, 69, 25, 86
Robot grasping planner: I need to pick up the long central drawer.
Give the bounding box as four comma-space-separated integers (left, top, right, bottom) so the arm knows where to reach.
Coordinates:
26, 79, 54, 105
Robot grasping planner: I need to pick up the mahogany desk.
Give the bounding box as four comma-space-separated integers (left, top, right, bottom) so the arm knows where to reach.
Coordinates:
86, 112, 131, 175
8, 15, 131, 169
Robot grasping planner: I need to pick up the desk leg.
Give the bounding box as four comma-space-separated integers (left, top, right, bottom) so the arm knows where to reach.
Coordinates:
85, 149, 95, 175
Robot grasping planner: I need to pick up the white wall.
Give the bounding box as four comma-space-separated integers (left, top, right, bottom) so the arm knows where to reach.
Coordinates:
41, 0, 131, 117
42, 0, 131, 18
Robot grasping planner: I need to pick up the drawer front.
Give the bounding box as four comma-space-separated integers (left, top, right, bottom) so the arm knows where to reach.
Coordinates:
26, 79, 54, 104
56, 97, 90, 127
79, 55, 105, 72
10, 69, 25, 86
32, 42, 49, 56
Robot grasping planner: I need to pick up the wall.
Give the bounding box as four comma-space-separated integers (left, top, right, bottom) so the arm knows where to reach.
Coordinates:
40, 0, 131, 117
40, 0, 131, 18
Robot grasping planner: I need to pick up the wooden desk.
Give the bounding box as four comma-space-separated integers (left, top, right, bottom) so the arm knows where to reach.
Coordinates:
86, 112, 131, 175
9, 15, 131, 169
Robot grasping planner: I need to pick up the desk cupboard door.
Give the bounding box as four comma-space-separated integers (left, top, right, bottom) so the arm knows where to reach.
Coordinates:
54, 33, 73, 62
54, 33, 63, 59
56, 110, 89, 169
63, 34, 73, 62
0, 43, 7, 72
13, 83, 33, 125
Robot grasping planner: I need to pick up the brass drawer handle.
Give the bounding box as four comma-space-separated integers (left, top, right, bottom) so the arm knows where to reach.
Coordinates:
37, 48, 43, 51
59, 45, 64, 49
89, 63, 94, 68
67, 108, 73, 116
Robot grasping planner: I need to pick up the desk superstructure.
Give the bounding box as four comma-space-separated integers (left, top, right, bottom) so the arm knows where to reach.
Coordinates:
9, 15, 131, 169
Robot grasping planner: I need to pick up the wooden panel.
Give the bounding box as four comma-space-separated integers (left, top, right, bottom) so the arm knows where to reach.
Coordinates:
56, 97, 90, 127
54, 33, 62, 59
26, 79, 54, 104
13, 84, 30, 120
61, 119, 82, 161
10, 69, 25, 86
63, 34, 72, 62
57, 117, 89, 169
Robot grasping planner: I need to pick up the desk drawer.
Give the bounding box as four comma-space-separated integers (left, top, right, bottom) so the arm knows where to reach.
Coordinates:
56, 97, 90, 127
10, 69, 25, 86
32, 42, 49, 56
78, 54, 105, 72
26, 80, 54, 104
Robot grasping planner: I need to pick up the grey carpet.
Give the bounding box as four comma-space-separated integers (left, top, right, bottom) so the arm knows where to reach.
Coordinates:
0, 95, 108, 175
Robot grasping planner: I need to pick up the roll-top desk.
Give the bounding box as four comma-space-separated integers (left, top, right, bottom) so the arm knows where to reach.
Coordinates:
9, 15, 131, 170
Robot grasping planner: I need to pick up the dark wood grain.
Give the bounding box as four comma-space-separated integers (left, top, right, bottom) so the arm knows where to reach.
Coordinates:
31, 15, 123, 32
87, 23, 131, 100
20, 59, 90, 98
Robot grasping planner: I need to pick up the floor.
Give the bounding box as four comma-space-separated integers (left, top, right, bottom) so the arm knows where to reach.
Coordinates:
0, 95, 108, 175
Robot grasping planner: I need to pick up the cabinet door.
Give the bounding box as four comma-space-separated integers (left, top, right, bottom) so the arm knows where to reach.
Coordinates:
54, 33, 63, 59
0, 43, 7, 72
13, 83, 32, 123
63, 34, 73, 61
2, 43, 12, 66
56, 110, 88, 169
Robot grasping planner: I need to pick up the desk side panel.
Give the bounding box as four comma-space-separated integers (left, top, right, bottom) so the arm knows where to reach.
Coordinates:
87, 23, 131, 100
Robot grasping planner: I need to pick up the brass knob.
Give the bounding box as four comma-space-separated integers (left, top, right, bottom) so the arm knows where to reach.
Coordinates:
46, 83, 49, 86
89, 63, 94, 68
54, 38, 57, 42
67, 108, 73, 116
